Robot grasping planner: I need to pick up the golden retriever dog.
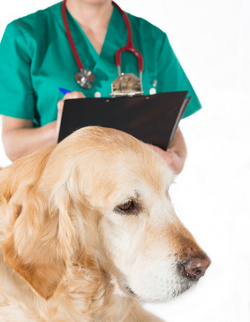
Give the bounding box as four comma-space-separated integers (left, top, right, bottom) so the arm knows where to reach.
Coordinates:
0, 126, 210, 321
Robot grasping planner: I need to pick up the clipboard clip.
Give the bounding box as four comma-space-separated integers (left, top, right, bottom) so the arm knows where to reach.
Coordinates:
110, 68, 144, 97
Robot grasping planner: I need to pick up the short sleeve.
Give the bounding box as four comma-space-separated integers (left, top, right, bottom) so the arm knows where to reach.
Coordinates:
156, 33, 202, 118
0, 21, 36, 119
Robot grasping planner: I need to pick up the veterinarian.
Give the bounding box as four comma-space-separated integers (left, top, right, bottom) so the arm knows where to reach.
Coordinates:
0, 0, 201, 174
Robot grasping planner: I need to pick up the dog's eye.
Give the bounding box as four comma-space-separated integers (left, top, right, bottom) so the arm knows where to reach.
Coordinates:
115, 200, 138, 214
119, 200, 134, 211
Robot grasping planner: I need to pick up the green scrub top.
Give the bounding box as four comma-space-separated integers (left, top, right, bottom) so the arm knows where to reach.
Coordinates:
0, 2, 201, 127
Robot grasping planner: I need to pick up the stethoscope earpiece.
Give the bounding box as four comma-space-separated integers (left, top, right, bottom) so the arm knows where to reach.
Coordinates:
75, 69, 95, 89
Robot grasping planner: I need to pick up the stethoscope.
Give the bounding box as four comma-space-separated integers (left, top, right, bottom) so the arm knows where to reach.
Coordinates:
61, 0, 144, 96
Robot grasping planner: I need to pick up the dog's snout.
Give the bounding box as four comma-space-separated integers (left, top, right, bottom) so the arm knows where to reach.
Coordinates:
179, 256, 211, 281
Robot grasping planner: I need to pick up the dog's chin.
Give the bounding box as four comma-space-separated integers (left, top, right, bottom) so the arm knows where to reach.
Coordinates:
123, 277, 197, 303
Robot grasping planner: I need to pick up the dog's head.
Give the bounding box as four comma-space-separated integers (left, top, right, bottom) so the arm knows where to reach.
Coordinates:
1, 127, 210, 302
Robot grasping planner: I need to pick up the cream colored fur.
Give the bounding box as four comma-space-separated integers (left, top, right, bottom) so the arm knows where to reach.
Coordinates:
0, 127, 208, 321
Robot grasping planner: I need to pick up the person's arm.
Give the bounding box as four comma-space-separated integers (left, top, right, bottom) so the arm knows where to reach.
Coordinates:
1, 92, 85, 162
1, 117, 57, 161
147, 127, 187, 174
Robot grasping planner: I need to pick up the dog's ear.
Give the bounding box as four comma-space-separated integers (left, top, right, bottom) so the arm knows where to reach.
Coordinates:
3, 184, 74, 300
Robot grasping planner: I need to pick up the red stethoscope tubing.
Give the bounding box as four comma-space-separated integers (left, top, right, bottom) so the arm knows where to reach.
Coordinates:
112, 1, 144, 72
61, 0, 84, 71
61, 0, 144, 74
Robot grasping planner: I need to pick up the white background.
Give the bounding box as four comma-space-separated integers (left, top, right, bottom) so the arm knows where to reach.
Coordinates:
0, 0, 250, 321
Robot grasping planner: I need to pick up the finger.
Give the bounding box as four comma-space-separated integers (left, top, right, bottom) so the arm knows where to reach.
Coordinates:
57, 99, 64, 114
57, 91, 85, 112
63, 91, 85, 100
56, 98, 66, 133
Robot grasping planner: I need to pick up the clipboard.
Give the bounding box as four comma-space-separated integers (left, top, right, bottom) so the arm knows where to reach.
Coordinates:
58, 91, 191, 150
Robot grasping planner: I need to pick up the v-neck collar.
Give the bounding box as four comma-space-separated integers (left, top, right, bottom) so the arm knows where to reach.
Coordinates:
65, 5, 121, 66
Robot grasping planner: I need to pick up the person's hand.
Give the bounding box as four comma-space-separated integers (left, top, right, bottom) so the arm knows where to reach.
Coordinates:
147, 144, 185, 175
56, 91, 85, 134
147, 128, 187, 175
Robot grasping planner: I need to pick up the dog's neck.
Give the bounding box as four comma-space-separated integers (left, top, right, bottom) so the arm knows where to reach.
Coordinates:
0, 249, 134, 321
56, 263, 134, 320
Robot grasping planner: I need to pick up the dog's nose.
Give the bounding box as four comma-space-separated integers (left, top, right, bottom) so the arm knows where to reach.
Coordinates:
179, 256, 211, 281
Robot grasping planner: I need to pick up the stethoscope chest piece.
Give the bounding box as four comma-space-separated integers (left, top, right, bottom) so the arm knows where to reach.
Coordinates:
75, 69, 95, 89
111, 73, 143, 97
